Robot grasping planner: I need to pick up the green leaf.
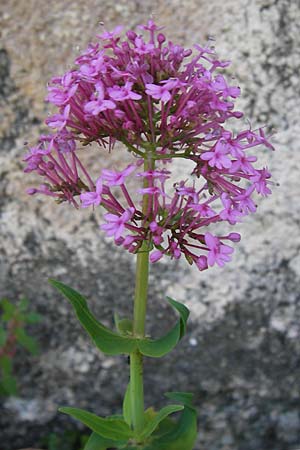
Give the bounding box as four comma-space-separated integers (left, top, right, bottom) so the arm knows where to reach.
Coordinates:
146, 414, 175, 440
143, 407, 156, 425
25, 312, 43, 324
84, 432, 125, 450
49, 279, 137, 355
139, 404, 184, 440
156, 408, 197, 450
120, 447, 138, 450
165, 392, 195, 408
0, 375, 18, 396
0, 357, 17, 396
18, 298, 29, 312
114, 313, 133, 335
50, 281, 189, 359
15, 328, 39, 355
0, 299, 16, 321
137, 298, 189, 357
145, 392, 197, 450
59, 407, 134, 441
0, 326, 7, 347
0, 355, 13, 376
122, 382, 132, 426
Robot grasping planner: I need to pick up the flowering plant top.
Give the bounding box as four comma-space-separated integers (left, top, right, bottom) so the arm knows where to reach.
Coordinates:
24, 20, 273, 271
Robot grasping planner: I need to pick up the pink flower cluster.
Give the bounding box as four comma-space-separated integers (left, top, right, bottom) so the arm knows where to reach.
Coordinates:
24, 21, 273, 271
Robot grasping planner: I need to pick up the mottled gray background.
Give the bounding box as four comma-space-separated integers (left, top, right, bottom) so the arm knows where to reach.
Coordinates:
0, 1, 300, 449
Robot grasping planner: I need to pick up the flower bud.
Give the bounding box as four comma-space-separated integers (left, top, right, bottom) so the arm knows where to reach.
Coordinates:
150, 250, 163, 263
126, 30, 137, 41
153, 235, 163, 245
183, 49, 192, 57
227, 233, 241, 242
27, 188, 37, 195
157, 33, 166, 44
196, 256, 208, 271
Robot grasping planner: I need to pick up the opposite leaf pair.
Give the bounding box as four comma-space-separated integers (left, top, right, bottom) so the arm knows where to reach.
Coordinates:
49, 279, 189, 358
62, 392, 197, 450
50, 280, 197, 449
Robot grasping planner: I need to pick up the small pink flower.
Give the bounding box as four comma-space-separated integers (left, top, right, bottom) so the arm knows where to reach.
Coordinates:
176, 185, 198, 202
99, 25, 123, 40
23, 146, 47, 172
230, 153, 257, 174
145, 79, 179, 103
85, 82, 116, 115
205, 232, 234, 267
234, 186, 256, 214
250, 168, 272, 196
108, 81, 142, 102
219, 193, 243, 224
201, 138, 232, 170
100, 207, 135, 240
101, 164, 136, 186
137, 187, 165, 196
80, 178, 103, 208
190, 202, 216, 217
134, 37, 154, 55
46, 84, 78, 106
46, 104, 70, 130
212, 74, 240, 98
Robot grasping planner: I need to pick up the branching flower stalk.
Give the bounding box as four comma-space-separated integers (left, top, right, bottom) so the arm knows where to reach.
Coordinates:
131, 157, 154, 437
24, 21, 274, 449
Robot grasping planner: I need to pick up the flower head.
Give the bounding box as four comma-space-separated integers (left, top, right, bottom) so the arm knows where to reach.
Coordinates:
24, 21, 274, 271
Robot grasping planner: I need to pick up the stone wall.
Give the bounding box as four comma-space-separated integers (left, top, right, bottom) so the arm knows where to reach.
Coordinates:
0, 1, 299, 449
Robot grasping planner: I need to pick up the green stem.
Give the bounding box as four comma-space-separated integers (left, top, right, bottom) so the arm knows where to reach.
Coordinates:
133, 241, 150, 338
130, 241, 149, 436
130, 156, 153, 437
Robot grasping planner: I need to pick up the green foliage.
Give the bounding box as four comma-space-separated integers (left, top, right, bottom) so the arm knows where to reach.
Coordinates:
61, 393, 196, 450
122, 382, 132, 427
59, 407, 133, 441
1, 299, 16, 321
49, 279, 137, 355
49, 280, 189, 358
0, 355, 17, 396
138, 404, 184, 440
114, 314, 133, 336
145, 392, 198, 450
49, 280, 197, 449
15, 327, 39, 355
137, 297, 189, 357
0, 326, 7, 347
84, 432, 124, 450
165, 391, 194, 406
41, 430, 89, 450
0, 297, 41, 396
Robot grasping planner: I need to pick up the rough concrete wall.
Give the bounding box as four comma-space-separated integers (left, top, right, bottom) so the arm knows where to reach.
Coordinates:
0, 1, 299, 449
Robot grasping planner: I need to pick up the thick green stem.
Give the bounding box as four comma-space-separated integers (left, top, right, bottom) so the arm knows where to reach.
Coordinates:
130, 157, 153, 437
130, 242, 149, 435
130, 349, 145, 435
133, 241, 150, 337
